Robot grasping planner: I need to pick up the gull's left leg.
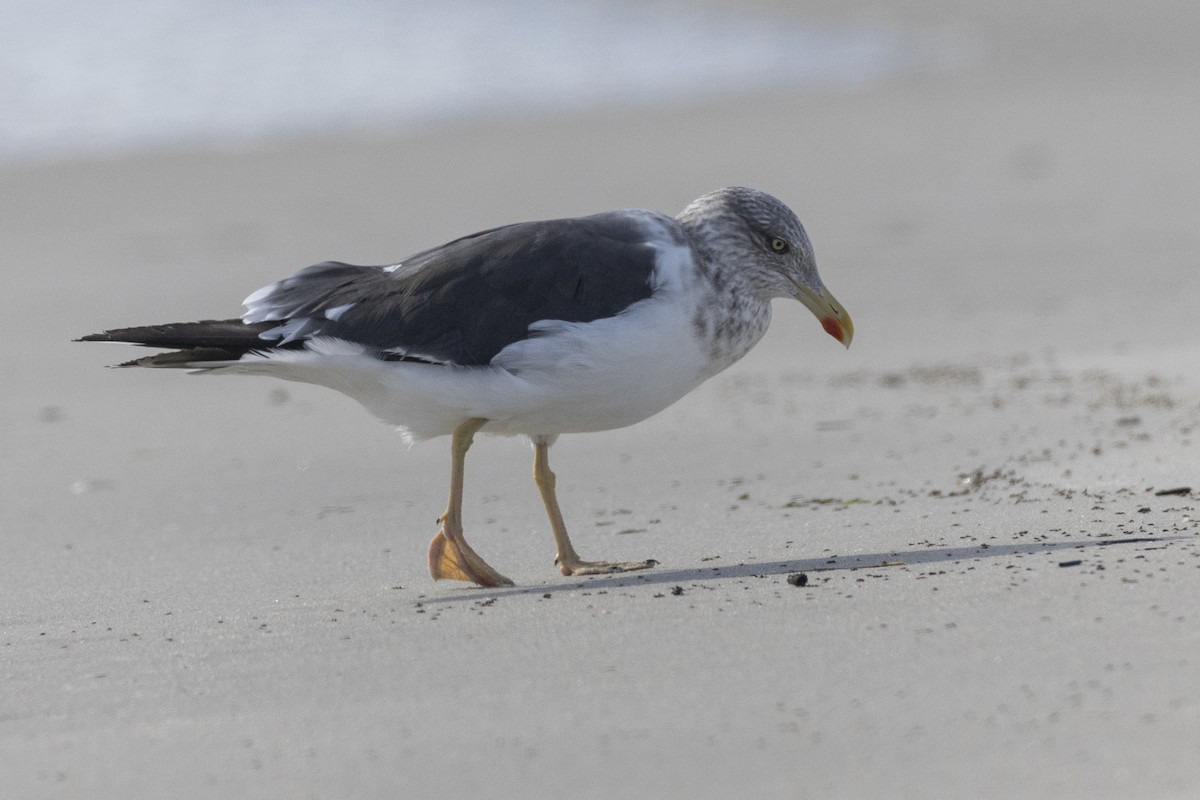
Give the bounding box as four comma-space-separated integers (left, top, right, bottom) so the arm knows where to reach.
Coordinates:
531, 435, 658, 577
427, 417, 514, 587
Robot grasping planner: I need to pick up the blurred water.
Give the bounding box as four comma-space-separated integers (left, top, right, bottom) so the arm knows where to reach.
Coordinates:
0, 0, 964, 163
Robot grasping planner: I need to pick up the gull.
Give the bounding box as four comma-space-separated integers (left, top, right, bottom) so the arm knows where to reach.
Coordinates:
80, 187, 853, 587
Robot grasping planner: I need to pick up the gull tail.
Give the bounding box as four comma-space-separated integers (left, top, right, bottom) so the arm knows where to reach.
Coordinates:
76, 319, 293, 368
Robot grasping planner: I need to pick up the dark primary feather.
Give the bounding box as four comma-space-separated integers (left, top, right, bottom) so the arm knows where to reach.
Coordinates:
79, 319, 277, 350
246, 212, 663, 365
76, 319, 294, 366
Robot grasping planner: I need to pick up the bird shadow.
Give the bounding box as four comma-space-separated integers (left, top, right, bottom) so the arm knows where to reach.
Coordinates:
416, 535, 1177, 604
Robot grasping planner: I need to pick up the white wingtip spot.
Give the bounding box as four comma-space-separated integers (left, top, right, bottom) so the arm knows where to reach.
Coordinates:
243, 282, 277, 307
324, 302, 356, 321
259, 317, 320, 344
243, 281, 286, 322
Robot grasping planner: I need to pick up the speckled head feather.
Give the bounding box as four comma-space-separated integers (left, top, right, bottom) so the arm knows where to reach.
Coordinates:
676, 186, 818, 299
674, 187, 840, 365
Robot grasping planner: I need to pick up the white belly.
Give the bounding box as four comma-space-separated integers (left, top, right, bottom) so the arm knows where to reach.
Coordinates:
357, 291, 720, 439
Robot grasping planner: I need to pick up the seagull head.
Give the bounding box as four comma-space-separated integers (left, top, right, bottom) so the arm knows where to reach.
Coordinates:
678, 186, 854, 348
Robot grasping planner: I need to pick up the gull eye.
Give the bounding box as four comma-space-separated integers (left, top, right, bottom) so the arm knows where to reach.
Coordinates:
770, 237, 789, 253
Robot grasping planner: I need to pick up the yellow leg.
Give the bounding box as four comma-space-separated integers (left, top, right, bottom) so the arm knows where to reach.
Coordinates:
532, 437, 658, 577
427, 418, 513, 587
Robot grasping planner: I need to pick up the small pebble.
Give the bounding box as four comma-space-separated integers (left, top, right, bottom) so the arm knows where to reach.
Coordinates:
786, 572, 809, 587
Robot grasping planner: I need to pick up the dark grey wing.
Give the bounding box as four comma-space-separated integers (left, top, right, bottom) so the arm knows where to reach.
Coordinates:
243, 211, 666, 365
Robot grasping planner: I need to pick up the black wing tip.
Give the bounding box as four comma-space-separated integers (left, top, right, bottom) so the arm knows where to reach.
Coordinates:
105, 347, 256, 368
77, 331, 128, 343
77, 319, 252, 343
77, 320, 281, 367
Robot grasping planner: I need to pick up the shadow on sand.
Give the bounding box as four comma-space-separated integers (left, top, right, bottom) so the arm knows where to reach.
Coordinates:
418, 535, 1174, 603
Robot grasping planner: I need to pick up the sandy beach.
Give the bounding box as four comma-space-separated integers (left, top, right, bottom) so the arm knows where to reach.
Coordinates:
3, 1, 1199, 797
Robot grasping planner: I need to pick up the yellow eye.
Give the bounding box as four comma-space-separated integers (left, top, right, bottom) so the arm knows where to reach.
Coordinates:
770, 237, 789, 253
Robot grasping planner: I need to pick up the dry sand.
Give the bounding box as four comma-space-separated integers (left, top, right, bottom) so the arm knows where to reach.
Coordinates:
3, 1, 1199, 798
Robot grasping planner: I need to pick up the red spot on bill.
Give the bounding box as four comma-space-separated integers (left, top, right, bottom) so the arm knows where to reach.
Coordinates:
820, 316, 845, 343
